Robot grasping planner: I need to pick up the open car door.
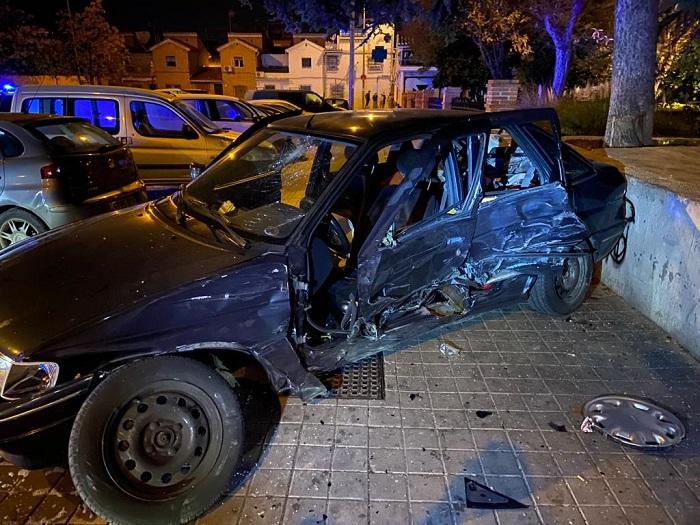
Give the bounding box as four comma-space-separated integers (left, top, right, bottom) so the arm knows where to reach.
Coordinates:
355, 133, 481, 330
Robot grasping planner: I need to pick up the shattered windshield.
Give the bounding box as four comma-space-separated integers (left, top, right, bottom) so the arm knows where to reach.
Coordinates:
184, 129, 358, 240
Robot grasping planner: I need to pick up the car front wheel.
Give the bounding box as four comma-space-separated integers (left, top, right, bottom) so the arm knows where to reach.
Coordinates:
68, 356, 243, 525
529, 255, 593, 315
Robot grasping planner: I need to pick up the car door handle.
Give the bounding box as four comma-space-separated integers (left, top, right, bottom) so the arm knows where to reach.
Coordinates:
119, 137, 133, 145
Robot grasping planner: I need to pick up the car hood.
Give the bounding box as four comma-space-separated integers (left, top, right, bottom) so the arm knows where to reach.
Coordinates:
0, 203, 266, 359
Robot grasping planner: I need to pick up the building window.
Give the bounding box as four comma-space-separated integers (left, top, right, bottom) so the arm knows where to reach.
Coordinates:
165, 55, 176, 67
330, 83, 344, 97
301, 57, 312, 69
299, 84, 312, 91
325, 54, 339, 72
264, 84, 276, 89
233, 56, 244, 68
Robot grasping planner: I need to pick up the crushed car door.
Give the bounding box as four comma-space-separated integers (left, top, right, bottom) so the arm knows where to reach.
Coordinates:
467, 114, 589, 284
355, 135, 477, 324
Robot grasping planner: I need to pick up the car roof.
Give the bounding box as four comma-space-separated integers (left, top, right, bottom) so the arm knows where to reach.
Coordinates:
15, 84, 175, 101
269, 109, 481, 140
0, 112, 85, 126
269, 108, 558, 141
173, 93, 244, 102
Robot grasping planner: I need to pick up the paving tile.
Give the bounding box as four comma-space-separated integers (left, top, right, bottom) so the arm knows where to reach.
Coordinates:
288, 470, 330, 499
368, 448, 405, 474
538, 505, 586, 525
282, 497, 327, 525
620, 506, 671, 525
369, 427, 403, 449
368, 472, 408, 501
333, 447, 369, 472
327, 499, 369, 524
248, 469, 292, 498
240, 496, 285, 524
408, 502, 452, 525
295, 445, 333, 471
406, 449, 444, 474
407, 474, 448, 502
527, 476, 575, 505
566, 477, 617, 506
479, 451, 521, 476
579, 505, 630, 525
368, 501, 410, 525
329, 471, 368, 501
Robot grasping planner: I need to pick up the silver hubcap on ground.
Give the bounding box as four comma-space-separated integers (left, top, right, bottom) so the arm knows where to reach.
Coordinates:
0, 219, 39, 248
583, 395, 686, 448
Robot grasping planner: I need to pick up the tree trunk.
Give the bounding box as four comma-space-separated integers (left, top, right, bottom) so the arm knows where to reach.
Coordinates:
605, 0, 658, 147
479, 42, 508, 79
552, 44, 571, 97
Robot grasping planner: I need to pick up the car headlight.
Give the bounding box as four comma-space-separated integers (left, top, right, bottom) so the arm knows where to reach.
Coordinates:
0, 354, 59, 400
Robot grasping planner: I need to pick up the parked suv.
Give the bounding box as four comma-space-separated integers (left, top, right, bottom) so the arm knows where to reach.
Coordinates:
0, 113, 146, 249
248, 89, 341, 113
11, 85, 237, 192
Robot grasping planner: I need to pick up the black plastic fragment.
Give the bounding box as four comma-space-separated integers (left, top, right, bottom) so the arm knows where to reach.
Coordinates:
464, 478, 529, 509
475, 410, 493, 419
548, 422, 567, 432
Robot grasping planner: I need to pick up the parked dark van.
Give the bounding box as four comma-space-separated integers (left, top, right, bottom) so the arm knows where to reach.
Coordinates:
248, 89, 342, 113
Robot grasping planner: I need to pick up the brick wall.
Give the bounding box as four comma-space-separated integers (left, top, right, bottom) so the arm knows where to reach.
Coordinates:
484, 79, 520, 112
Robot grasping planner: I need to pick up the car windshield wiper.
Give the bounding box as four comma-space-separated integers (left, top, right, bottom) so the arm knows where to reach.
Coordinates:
176, 191, 248, 249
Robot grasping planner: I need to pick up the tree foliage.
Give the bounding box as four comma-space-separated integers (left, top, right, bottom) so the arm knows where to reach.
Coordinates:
0, 2, 68, 76
656, 1, 700, 99
431, 0, 530, 79
0, 0, 126, 84
58, 0, 127, 84
249, 0, 420, 33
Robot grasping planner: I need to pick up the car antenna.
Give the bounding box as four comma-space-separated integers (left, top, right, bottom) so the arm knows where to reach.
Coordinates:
305, 113, 315, 129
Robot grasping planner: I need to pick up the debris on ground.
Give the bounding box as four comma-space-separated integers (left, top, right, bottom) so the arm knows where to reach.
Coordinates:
464, 477, 529, 509
409, 393, 423, 401
548, 422, 567, 432
475, 410, 493, 419
580, 416, 595, 433
438, 341, 462, 357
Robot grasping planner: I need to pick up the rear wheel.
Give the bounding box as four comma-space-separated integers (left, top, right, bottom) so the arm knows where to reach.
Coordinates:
529, 255, 593, 315
0, 209, 47, 249
68, 356, 243, 525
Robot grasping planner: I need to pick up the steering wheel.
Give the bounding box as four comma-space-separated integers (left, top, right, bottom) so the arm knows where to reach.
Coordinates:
327, 214, 352, 260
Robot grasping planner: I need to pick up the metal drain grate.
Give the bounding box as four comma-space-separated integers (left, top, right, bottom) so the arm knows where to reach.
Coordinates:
321, 353, 385, 400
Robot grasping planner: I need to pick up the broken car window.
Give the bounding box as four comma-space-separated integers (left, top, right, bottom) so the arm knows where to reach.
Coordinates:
483, 127, 543, 193
184, 130, 358, 240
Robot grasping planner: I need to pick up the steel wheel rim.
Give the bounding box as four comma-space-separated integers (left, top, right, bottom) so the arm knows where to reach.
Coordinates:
104, 380, 224, 500
0, 218, 39, 248
554, 257, 585, 303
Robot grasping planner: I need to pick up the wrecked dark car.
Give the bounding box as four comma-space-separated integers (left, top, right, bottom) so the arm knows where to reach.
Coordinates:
0, 109, 627, 524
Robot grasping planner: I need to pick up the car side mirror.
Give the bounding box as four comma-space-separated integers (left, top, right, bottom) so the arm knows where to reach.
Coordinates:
182, 124, 199, 140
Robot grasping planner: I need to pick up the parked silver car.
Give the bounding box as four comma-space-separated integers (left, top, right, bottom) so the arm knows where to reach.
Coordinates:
0, 113, 147, 249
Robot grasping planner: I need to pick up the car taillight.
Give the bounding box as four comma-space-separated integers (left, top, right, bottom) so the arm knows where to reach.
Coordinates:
41, 163, 62, 179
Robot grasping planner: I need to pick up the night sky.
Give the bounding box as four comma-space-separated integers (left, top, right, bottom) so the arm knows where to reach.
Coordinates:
10, 0, 269, 41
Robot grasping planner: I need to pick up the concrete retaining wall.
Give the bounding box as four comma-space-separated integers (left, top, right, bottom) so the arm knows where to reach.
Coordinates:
602, 177, 700, 357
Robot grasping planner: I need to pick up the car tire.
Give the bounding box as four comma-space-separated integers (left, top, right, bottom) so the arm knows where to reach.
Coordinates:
529, 255, 593, 315
68, 356, 244, 525
0, 209, 48, 249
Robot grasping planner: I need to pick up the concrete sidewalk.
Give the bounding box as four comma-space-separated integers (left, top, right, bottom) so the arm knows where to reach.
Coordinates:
1, 286, 698, 524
